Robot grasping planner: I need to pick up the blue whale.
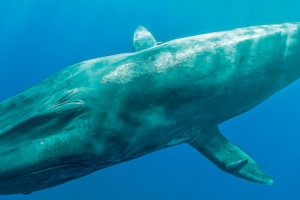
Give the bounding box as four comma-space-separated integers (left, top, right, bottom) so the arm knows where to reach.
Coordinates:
1, 22, 300, 195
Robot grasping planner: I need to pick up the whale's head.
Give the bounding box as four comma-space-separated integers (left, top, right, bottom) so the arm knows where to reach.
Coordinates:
0, 88, 102, 195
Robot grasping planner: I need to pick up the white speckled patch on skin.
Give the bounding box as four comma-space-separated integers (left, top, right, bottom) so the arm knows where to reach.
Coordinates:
102, 62, 136, 84
101, 46, 203, 85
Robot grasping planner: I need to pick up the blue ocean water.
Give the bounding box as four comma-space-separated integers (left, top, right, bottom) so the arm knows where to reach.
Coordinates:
1, 0, 300, 199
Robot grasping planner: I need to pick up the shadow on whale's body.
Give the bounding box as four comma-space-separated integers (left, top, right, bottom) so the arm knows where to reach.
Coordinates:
1, 22, 300, 195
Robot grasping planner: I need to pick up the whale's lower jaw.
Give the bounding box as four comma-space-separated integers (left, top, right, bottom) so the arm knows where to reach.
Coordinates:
0, 164, 97, 195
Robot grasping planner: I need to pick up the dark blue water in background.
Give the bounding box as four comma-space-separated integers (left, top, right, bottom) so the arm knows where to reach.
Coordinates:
1, 0, 300, 199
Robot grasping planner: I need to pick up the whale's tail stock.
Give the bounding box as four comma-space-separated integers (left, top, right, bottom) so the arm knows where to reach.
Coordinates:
189, 126, 274, 185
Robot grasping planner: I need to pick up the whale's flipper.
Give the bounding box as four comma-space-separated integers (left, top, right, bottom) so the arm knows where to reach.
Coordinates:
189, 126, 274, 185
133, 26, 157, 52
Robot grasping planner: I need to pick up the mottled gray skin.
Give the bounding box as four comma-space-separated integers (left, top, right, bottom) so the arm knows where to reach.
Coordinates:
1, 23, 300, 195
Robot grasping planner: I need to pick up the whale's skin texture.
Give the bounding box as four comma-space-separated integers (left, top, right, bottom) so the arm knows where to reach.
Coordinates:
1, 22, 300, 195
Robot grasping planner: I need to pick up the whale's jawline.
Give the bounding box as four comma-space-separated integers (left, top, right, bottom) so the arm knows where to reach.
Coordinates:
0, 163, 97, 195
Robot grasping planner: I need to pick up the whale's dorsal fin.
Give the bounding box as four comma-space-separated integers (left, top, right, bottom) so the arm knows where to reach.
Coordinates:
133, 26, 157, 52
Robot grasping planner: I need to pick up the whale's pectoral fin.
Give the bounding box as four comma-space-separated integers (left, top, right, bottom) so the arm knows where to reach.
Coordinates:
133, 26, 157, 52
189, 126, 274, 185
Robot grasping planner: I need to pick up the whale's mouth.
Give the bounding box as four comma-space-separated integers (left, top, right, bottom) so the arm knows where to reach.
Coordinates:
0, 164, 97, 195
